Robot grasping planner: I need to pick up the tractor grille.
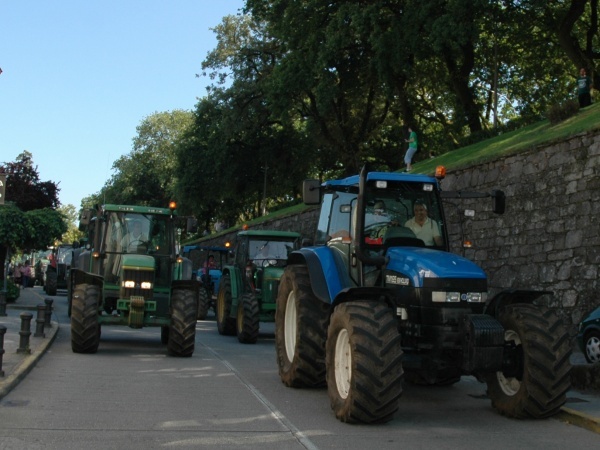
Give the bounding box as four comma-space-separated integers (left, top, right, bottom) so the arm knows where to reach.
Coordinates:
120, 268, 154, 300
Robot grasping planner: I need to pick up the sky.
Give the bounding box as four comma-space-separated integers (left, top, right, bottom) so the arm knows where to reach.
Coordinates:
1, 0, 245, 209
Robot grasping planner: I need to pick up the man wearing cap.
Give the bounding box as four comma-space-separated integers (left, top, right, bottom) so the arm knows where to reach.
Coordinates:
404, 200, 443, 246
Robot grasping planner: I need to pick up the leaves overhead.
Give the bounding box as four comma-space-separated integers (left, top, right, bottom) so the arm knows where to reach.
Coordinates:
91, 1, 600, 233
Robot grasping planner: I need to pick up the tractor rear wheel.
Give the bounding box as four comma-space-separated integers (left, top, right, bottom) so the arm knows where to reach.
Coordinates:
236, 293, 260, 344
275, 265, 329, 387
71, 284, 100, 353
216, 274, 236, 335
326, 301, 403, 423
197, 288, 210, 320
167, 289, 197, 357
485, 304, 571, 418
46, 271, 58, 296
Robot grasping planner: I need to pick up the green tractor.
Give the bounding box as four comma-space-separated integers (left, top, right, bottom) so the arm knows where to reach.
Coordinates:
216, 229, 302, 344
69, 203, 198, 356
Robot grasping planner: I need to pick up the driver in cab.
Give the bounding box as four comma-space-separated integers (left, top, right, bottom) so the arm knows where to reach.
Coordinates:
253, 243, 276, 266
122, 220, 148, 253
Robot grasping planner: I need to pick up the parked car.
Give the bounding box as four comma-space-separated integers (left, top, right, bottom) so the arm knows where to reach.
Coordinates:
576, 306, 600, 363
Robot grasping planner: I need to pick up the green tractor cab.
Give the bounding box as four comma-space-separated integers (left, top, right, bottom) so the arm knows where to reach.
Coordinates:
215, 229, 302, 344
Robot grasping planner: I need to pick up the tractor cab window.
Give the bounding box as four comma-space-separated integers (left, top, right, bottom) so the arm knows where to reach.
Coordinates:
363, 182, 445, 248
317, 191, 355, 243
250, 239, 297, 267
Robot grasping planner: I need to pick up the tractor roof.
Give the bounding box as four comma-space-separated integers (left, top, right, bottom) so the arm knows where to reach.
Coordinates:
182, 245, 230, 254
102, 204, 175, 215
237, 230, 302, 239
324, 171, 437, 188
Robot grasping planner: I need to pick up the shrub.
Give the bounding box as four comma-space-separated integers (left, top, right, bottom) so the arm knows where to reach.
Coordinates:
546, 99, 580, 125
5, 279, 21, 302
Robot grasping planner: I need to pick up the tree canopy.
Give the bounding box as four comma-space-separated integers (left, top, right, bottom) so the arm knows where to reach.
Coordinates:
0, 152, 67, 279
93, 1, 600, 234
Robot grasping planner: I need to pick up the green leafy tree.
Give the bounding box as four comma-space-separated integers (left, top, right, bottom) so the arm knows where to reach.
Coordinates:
59, 204, 84, 245
177, 14, 314, 230
99, 110, 194, 207
0, 152, 66, 280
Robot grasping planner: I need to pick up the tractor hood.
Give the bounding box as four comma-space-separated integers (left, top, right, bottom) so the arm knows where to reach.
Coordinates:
121, 254, 155, 270
385, 247, 487, 288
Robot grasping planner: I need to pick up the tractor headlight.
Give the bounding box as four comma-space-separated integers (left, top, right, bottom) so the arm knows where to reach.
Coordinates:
140, 281, 152, 289
431, 291, 486, 303
123, 280, 135, 288
432, 291, 460, 302
465, 292, 486, 303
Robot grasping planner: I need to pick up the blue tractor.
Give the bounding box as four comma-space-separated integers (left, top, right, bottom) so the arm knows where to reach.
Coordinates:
182, 244, 230, 320
275, 166, 571, 424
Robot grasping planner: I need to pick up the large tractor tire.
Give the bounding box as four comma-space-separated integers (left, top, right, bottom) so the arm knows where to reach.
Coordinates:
275, 265, 329, 388
46, 271, 58, 296
236, 293, 260, 344
216, 274, 236, 336
485, 304, 571, 419
326, 301, 403, 424
71, 284, 101, 353
197, 288, 210, 320
167, 289, 197, 357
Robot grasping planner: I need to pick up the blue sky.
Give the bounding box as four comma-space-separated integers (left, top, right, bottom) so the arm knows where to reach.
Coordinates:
1, 0, 245, 210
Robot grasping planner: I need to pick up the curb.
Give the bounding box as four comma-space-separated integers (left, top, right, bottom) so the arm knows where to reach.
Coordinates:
557, 406, 600, 434
0, 321, 60, 401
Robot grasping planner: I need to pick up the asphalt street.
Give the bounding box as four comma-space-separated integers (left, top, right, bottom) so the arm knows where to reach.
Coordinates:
1, 285, 599, 441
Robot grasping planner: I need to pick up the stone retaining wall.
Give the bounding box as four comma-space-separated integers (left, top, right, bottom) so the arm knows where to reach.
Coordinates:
197, 130, 600, 330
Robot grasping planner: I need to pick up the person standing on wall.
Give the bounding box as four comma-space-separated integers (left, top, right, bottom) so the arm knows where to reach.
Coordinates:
404, 127, 418, 172
577, 68, 593, 108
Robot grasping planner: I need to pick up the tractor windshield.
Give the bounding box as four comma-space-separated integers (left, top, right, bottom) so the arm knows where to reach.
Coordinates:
250, 239, 296, 266
103, 212, 172, 256
363, 180, 445, 248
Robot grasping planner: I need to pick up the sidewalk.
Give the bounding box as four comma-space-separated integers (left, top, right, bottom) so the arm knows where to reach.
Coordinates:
0, 285, 59, 399
0, 286, 599, 433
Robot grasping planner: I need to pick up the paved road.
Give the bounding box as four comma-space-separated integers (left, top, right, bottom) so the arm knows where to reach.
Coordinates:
1, 294, 599, 449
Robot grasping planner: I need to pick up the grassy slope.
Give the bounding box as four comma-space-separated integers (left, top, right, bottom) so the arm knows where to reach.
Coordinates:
414, 102, 600, 176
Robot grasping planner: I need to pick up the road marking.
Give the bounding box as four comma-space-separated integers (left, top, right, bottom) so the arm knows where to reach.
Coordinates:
201, 343, 320, 450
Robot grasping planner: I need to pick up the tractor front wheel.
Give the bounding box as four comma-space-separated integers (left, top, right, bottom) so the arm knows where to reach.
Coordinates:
485, 304, 571, 418
167, 289, 197, 357
46, 271, 58, 296
236, 293, 260, 344
326, 301, 403, 424
197, 288, 210, 320
71, 284, 100, 353
275, 265, 329, 387
216, 274, 236, 335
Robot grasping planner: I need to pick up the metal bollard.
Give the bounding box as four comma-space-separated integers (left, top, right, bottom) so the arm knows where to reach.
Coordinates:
35, 304, 46, 338
0, 325, 6, 376
17, 312, 32, 354
44, 298, 54, 328
0, 290, 7, 317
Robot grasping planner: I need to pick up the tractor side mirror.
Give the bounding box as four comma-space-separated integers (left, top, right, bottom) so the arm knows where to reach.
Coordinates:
302, 179, 321, 205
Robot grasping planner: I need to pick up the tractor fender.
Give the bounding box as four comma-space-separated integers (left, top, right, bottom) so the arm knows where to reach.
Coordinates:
172, 279, 197, 291
484, 289, 553, 318
287, 247, 354, 306
71, 268, 103, 290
